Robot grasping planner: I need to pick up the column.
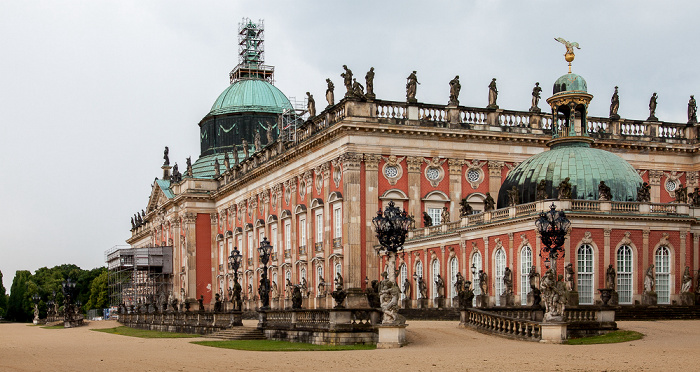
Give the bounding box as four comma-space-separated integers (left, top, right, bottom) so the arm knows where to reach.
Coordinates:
649, 170, 663, 204
448, 159, 464, 222
341, 152, 363, 288
210, 213, 218, 306
364, 154, 382, 280
183, 212, 197, 301
406, 157, 423, 222
488, 161, 504, 197
604, 228, 611, 276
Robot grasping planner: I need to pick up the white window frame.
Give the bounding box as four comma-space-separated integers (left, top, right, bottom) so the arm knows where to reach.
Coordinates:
284, 222, 291, 251
315, 210, 323, 244
427, 208, 442, 225
247, 232, 254, 261
299, 217, 306, 247
415, 261, 424, 299
335, 263, 342, 279
237, 236, 243, 260
270, 225, 278, 253
399, 263, 407, 300
617, 245, 633, 304
520, 246, 532, 305
333, 205, 342, 239
494, 249, 506, 305
431, 260, 440, 299
577, 244, 595, 305
472, 252, 482, 306
218, 242, 224, 271
655, 246, 671, 304
259, 230, 265, 250
449, 258, 459, 299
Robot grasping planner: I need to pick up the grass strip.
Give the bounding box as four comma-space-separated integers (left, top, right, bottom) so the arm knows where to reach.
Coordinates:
566, 330, 643, 345
92, 326, 200, 338
41, 325, 66, 329
192, 339, 376, 351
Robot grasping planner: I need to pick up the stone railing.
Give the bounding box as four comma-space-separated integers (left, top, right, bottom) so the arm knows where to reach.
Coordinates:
460, 308, 542, 342
118, 311, 242, 335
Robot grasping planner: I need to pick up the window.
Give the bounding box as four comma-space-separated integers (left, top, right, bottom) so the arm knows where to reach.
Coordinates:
471, 252, 482, 306
431, 260, 440, 299
520, 246, 533, 305
333, 206, 342, 239
399, 263, 407, 300
227, 241, 233, 271
247, 232, 254, 261
577, 244, 594, 305
494, 249, 506, 305
655, 246, 671, 304
449, 258, 459, 299
237, 236, 243, 259
299, 217, 306, 246
428, 208, 442, 225
300, 267, 307, 282
335, 263, 342, 280
317, 265, 323, 282
284, 222, 291, 251
315, 211, 323, 244
617, 245, 633, 304
259, 230, 265, 250
218, 242, 224, 271
415, 261, 424, 299
270, 226, 277, 253
272, 272, 278, 290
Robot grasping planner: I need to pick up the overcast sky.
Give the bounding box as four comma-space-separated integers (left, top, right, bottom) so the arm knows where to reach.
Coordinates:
1, 1, 698, 290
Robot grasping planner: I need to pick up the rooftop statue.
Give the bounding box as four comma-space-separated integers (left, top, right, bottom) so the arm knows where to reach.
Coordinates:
163, 146, 170, 166
266, 124, 274, 145
637, 182, 651, 202
185, 157, 192, 177
675, 183, 688, 203
306, 92, 316, 117
648, 93, 658, 121
341, 65, 353, 98
365, 67, 375, 99
503, 267, 513, 295
406, 71, 419, 103
448, 75, 461, 106
682, 266, 692, 293
536, 179, 548, 200
254, 130, 261, 152
689, 95, 697, 124
610, 86, 620, 120
223, 152, 230, 170
507, 186, 519, 206
459, 197, 473, 217
352, 78, 364, 98
233, 144, 239, 164
484, 192, 495, 211
554, 37, 580, 73
213, 158, 220, 178
598, 180, 612, 201
441, 206, 450, 224
242, 139, 249, 159
487, 78, 498, 109
325, 78, 335, 107
422, 211, 432, 227
530, 82, 542, 113
171, 163, 181, 183
558, 177, 572, 199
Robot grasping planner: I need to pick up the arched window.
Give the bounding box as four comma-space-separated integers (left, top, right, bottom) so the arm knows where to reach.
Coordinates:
471, 252, 482, 306
300, 267, 306, 282
617, 245, 633, 304
431, 260, 440, 299
415, 261, 424, 299
655, 246, 671, 304
335, 263, 342, 279
520, 246, 533, 305
577, 244, 594, 305
449, 258, 459, 299
272, 271, 278, 289
399, 263, 407, 300
494, 249, 506, 305
316, 265, 323, 294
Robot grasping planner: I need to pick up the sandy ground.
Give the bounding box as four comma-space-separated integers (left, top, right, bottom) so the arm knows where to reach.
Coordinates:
0, 319, 698, 372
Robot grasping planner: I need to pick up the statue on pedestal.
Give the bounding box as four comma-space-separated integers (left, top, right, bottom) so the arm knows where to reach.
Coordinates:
271, 281, 278, 299
185, 157, 192, 177
455, 272, 465, 294
441, 207, 450, 225
223, 152, 230, 171
598, 181, 612, 201
644, 264, 655, 293
637, 182, 651, 202
478, 270, 488, 295
530, 82, 542, 113
564, 263, 575, 291
325, 78, 335, 107
682, 266, 692, 293
402, 278, 411, 299
292, 286, 303, 309
285, 278, 293, 299
689, 95, 698, 124
448, 75, 461, 106
341, 65, 353, 97
418, 276, 428, 299
352, 78, 364, 98
487, 78, 498, 109
610, 86, 620, 120
163, 146, 170, 166
435, 274, 445, 299
503, 267, 513, 295
213, 158, 220, 178
536, 179, 548, 200
459, 197, 473, 217
541, 268, 566, 322
365, 67, 375, 99
379, 271, 404, 324
301, 277, 309, 298
306, 92, 316, 118
266, 124, 274, 145
558, 177, 572, 199
406, 71, 419, 103
606, 264, 616, 290
254, 130, 262, 152
484, 192, 495, 211
241, 139, 249, 159
318, 276, 326, 297
648, 93, 658, 121
198, 295, 204, 312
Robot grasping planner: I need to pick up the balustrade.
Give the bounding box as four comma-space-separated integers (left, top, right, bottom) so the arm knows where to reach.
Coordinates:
515, 202, 537, 216
499, 111, 530, 127
611, 201, 639, 212
490, 208, 510, 221
571, 200, 601, 212
460, 108, 488, 125
650, 203, 677, 214
463, 309, 541, 341
564, 309, 597, 322
376, 102, 406, 119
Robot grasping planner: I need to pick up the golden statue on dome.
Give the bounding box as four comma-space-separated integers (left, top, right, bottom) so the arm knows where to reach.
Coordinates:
554, 37, 580, 73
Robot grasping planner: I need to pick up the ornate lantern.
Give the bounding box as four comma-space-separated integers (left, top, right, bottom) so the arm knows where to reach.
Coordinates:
535, 203, 571, 269
228, 247, 242, 280
257, 237, 273, 310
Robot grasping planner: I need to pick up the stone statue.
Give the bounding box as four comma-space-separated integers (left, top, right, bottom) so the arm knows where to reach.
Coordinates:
331, 273, 347, 309
435, 274, 445, 298
163, 146, 169, 166
306, 92, 316, 117
232, 279, 242, 309
458, 280, 474, 309
606, 264, 616, 290
197, 295, 204, 312
598, 180, 612, 201
528, 266, 540, 289
644, 264, 655, 293
325, 78, 335, 106
379, 272, 403, 324
564, 263, 575, 291
541, 268, 566, 321
214, 293, 222, 312
352, 78, 364, 98
422, 211, 432, 227
610, 86, 620, 120
171, 163, 181, 183
291, 285, 303, 309
254, 130, 262, 152
271, 281, 278, 299
318, 276, 326, 296
637, 182, 651, 202
406, 71, 419, 103
130, 217, 135, 230
223, 152, 230, 170
455, 272, 465, 294
675, 183, 688, 203
554, 37, 581, 58
648, 93, 658, 121
530, 82, 542, 113
402, 278, 411, 299
689, 95, 698, 124
478, 270, 488, 295
301, 277, 309, 298
285, 278, 293, 299
682, 266, 692, 293
558, 177, 572, 199
266, 124, 274, 145
366, 279, 380, 307
247, 283, 253, 300
335, 272, 343, 291
341, 65, 353, 97
459, 197, 473, 217
365, 67, 375, 99
503, 267, 513, 295
440, 207, 450, 224
241, 139, 249, 159
185, 157, 192, 177
448, 75, 461, 105
484, 192, 495, 211
418, 276, 428, 299
232, 145, 239, 165
213, 158, 220, 178
487, 78, 498, 109
507, 186, 519, 206
536, 179, 548, 200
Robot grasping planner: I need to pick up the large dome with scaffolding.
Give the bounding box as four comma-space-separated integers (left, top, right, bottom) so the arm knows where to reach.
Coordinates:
209, 79, 292, 116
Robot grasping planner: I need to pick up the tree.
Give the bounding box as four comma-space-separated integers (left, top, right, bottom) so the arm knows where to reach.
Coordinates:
0, 270, 7, 317
85, 270, 108, 311
6, 270, 32, 322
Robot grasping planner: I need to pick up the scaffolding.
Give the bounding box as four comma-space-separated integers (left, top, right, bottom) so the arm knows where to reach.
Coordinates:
281, 96, 308, 143
229, 18, 274, 84
105, 245, 173, 307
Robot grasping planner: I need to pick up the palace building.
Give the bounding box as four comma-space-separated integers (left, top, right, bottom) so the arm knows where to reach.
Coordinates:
117, 20, 700, 311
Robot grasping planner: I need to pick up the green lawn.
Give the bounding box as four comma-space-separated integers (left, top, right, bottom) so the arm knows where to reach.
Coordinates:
92, 326, 201, 338
192, 340, 376, 351
566, 330, 643, 345
41, 325, 66, 329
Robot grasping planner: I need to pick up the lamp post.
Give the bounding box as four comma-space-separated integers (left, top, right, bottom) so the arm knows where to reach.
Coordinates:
535, 203, 571, 273
62, 278, 77, 325
228, 247, 243, 311
32, 294, 40, 324
257, 237, 273, 310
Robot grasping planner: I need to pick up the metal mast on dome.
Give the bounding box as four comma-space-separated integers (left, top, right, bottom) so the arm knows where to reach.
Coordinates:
229, 18, 274, 84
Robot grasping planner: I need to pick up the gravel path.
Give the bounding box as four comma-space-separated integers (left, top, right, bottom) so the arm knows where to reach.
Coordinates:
1, 319, 698, 371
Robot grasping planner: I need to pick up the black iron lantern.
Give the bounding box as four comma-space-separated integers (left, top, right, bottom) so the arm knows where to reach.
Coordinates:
228, 246, 242, 280
257, 237, 273, 310
535, 203, 571, 267
258, 237, 273, 267
372, 201, 412, 255
32, 293, 40, 304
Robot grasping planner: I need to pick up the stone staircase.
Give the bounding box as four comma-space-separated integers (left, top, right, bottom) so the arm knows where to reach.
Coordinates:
206, 327, 266, 340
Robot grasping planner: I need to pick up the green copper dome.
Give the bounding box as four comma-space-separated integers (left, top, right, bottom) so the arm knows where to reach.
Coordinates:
209, 79, 293, 116
497, 140, 642, 207
553, 73, 587, 95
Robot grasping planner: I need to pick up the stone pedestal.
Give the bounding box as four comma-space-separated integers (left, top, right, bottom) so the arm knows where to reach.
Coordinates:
609, 291, 619, 306
499, 294, 514, 307
376, 324, 408, 349
527, 292, 535, 307
566, 291, 579, 306
642, 292, 658, 305
540, 322, 567, 344
680, 292, 695, 306
416, 298, 428, 309
433, 297, 445, 309
344, 288, 370, 308
401, 299, 411, 309
475, 294, 489, 308
407, 105, 419, 123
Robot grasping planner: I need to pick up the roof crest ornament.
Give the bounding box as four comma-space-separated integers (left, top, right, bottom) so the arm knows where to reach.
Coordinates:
554, 37, 580, 74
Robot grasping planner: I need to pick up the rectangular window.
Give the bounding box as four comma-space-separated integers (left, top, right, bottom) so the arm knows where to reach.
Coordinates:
247, 232, 253, 259
259, 230, 265, 248
237, 236, 243, 258
333, 206, 342, 239
218, 242, 224, 271
428, 208, 442, 225
271, 226, 277, 253
299, 217, 306, 245
284, 222, 291, 251
315, 211, 323, 243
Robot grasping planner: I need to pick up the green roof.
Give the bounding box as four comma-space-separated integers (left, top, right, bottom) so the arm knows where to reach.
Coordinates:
208, 79, 292, 116
553, 73, 588, 95
191, 154, 226, 179
497, 140, 643, 207
156, 179, 174, 199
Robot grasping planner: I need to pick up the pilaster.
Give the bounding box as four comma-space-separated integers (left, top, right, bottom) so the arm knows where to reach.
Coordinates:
604, 228, 611, 275
341, 152, 363, 288
183, 212, 197, 301
448, 159, 464, 222
649, 170, 663, 204
364, 154, 382, 280
406, 156, 423, 222
488, 161, 504, 197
